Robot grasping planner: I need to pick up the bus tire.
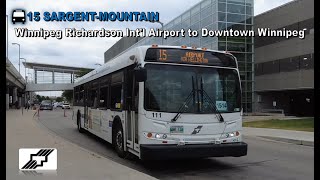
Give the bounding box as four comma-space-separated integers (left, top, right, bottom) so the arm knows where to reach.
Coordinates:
113, 122, 126, 158
77, 111, 85, 133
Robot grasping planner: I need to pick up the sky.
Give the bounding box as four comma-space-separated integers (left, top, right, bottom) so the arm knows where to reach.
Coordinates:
6, 0, 294, 96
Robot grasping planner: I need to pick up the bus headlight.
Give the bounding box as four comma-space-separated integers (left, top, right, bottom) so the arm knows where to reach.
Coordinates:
155, 134, 161, 139
224, 131, 240, 138
144, 132, 168, 140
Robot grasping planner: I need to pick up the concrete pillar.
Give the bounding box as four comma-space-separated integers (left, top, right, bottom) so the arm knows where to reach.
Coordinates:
18, 97, 22, 107
22, 93, 26, 107
6, 94, 9, 110
52, 71, 55, 84
72, 72, 75, 83
34, 70, 37, 84
12, 87, 17, 104
6, 86, 9, 110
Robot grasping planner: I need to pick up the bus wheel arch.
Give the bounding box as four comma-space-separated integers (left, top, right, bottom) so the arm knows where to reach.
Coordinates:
112, 116, 126, 158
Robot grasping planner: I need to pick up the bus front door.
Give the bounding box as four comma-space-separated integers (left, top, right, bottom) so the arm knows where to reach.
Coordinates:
126, 75, 139, 153
132, 80, 139, 152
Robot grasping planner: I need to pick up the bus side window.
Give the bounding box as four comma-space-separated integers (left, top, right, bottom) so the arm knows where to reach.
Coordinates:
79, 85, 84, 106
90, 88, 98, 109
99, 86, 109, 109
111, 84, 122, 109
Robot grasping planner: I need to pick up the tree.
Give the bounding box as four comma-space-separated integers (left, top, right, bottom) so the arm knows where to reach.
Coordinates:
46, 96, 50, 100
56, 97, 63, 102
62, 90, 73, 102
36, 95, 42, 102
75, 68, 92, 78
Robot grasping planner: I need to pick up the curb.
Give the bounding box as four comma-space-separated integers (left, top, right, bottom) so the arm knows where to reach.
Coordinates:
258, 136, 314, 147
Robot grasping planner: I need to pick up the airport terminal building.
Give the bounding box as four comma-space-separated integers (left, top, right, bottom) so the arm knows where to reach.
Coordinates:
105, 0, 255, 112
254, 0, 314, 116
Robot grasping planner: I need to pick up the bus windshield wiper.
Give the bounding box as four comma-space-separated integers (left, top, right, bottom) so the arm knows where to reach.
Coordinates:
200, 77, 224, 122
171, 76, 196, 122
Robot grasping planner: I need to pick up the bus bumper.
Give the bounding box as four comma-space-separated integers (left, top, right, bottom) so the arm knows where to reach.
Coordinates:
140, 142, 247, 160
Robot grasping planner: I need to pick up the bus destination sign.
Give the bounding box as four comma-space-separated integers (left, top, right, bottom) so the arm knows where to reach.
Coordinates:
181, 51, 209, 64
145, 48, 237, 68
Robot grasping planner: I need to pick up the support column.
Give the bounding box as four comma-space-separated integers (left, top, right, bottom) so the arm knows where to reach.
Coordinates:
23, 93, 26, 107
18, 97, 22, 108
34, 70, 37, 84
52, 71, 55, 84
72, 72, 74, 83
6, 85, 9, 110
12, 87, 17, 104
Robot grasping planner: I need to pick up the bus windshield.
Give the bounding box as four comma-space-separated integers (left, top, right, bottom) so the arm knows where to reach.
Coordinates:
144, 64, 241, 113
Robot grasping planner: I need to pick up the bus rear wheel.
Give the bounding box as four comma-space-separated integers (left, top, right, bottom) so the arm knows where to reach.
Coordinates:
77, 112, 84, 133
113, 124, 126, 158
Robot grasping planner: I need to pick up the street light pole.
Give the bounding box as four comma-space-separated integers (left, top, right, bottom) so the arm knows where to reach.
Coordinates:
12, 43, 21, 74
20, 58, 27, 81
6, 15, 8, 59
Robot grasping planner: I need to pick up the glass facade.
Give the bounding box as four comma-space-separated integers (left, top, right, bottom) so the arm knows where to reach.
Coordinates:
130, 0, 254, 112
35, 70, 74, 84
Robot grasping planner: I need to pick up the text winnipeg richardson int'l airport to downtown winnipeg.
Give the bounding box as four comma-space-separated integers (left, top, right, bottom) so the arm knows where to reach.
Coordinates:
14, 27, 308, 40
14, 10, 308, 40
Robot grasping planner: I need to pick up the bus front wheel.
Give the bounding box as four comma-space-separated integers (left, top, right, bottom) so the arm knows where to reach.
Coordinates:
113, 123, 127, 158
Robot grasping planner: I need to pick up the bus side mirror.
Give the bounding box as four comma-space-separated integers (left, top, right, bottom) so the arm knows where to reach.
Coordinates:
134, 67, 147, 82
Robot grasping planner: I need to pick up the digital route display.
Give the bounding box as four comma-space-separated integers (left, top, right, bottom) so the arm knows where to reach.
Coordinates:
145, 48, 237, 68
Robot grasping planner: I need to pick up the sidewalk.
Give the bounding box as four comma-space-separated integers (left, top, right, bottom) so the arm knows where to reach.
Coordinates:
6, 109, 158, 180
243, 115, 303, 122
242, 127, 314, 146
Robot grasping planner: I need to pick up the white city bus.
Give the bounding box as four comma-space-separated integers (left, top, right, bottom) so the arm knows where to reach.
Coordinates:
73, 45, 247, 160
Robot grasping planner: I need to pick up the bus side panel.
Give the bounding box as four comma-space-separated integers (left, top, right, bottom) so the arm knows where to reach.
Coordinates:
83, 109, 126, 145
100, 109, 114, 143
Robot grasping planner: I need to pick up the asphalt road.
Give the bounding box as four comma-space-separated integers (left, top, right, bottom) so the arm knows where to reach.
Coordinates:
37, 109, 314, 180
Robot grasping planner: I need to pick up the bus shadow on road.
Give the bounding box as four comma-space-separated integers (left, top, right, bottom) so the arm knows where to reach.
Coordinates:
140, 158, 237, 178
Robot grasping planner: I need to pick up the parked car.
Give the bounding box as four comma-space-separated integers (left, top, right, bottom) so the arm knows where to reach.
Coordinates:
57, 102, 63, 108
62, 103, 71, 109
40, 101, 53, 110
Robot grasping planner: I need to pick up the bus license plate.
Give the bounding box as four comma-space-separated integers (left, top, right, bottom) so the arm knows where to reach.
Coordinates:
170, 126, 184, 133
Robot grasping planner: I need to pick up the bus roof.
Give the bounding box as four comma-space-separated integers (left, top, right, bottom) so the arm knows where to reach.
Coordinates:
74, 45, 237, 87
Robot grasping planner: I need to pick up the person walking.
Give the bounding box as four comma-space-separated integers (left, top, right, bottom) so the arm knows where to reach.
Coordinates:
33, 105, 40, 118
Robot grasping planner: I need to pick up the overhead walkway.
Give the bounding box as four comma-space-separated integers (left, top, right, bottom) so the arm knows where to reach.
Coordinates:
23, 62, 93, 92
